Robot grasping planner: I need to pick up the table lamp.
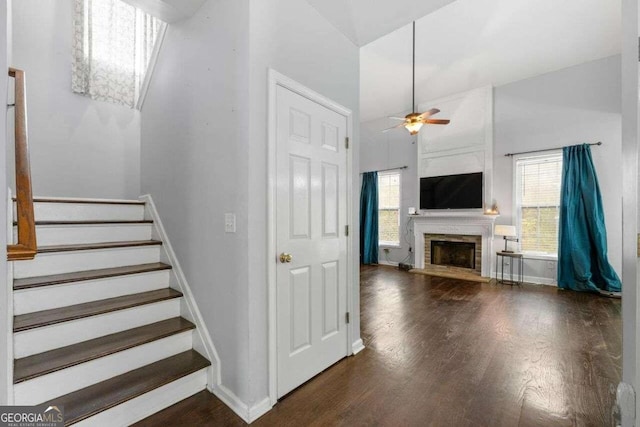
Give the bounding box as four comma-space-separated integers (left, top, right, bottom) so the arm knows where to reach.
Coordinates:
495, 225, 518, 253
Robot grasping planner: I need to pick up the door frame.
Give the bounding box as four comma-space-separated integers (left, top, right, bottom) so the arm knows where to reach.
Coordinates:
266, 69, 354, 405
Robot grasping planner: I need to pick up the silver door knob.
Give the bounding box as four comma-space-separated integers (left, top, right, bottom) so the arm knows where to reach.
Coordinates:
280, 253, 293, 263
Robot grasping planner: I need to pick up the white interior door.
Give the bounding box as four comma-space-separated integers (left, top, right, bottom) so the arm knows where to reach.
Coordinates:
276, 85, 348, 398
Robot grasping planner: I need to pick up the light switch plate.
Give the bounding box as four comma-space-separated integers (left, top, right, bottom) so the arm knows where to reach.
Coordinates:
224, 213, 236, 233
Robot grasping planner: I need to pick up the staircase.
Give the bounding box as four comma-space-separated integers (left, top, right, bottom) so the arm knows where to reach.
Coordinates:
9, 197, 212, 426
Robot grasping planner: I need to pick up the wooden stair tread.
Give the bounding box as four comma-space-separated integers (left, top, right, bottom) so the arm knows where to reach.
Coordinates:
38, 240, 162, 253
14, 262, 172, 290
13, 197, 145, 205
41, 350, 210, 425
16, 220, 154, 226
14, 289, 183, 332
14, 317, 195, 383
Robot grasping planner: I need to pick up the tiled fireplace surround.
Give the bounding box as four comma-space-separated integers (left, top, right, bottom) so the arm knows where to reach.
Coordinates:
413, 212, 498, 277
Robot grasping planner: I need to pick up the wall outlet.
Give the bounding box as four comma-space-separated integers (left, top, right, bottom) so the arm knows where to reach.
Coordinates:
224, 213, 236, 233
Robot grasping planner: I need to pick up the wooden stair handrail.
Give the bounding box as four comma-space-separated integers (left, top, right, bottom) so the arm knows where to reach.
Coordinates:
7, 67, 36, 261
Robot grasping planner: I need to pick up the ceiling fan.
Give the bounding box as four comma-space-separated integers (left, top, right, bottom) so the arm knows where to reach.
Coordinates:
383, 21, 450, 135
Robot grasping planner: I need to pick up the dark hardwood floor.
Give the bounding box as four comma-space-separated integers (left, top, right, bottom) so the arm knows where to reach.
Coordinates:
135, 265, 621, 426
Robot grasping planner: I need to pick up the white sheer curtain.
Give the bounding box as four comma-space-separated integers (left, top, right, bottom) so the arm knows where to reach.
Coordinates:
72, 0, 163, 108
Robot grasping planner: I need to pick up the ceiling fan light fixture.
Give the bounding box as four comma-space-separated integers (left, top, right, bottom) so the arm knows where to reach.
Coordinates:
381, 21, 449, 135
404, 121, 423, 135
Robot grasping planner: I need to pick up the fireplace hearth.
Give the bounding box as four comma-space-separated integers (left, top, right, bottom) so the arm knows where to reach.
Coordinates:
431, 241, 476, 270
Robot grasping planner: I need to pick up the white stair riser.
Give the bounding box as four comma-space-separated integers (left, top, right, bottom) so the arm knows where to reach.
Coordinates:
14, 299, 181, 358
14, 331, 193, 405
19, 224, 153, 246
14, 246, 162, 279
74, 369, 208, 427
13, 271, 171, 315
15, 202, 145, 222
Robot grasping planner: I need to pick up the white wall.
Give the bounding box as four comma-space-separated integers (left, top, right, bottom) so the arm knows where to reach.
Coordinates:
0, 0, 9, 406
12, 0, 141, 199
247, 0, 360, 407
360, 120, 416, 265
141, 0, 360, 414
360, 56, 622, 285
140, 0, 252, 404
493, 55, 622, 283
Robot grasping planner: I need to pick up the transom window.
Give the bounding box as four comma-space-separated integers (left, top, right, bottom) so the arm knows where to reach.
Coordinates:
378, 171, 401, 247
72, 0, 164, 108
514, 153, 563, 255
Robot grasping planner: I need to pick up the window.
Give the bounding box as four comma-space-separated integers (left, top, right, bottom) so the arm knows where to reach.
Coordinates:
515, 153, 563, 255
378, 171, 401, 246
72, 0, 164, 108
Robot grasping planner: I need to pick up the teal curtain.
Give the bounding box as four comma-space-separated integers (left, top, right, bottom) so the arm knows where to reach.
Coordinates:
558, 144, 621, 292
360, 172, 378, 264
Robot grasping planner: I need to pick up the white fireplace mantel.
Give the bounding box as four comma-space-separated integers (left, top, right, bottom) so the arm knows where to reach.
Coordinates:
411, 212, 499, 277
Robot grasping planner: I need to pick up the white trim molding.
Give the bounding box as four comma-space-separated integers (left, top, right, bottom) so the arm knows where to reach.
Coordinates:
136, 23, 167, 111
139, 195, 220, 390
377, 260, 399, 267
267, 69, 358, 407
143, 194, 266, 422
490, 271, 557, 286
4, 190, 14, 405
208, 383, 271, 424
352, 339, 365, 355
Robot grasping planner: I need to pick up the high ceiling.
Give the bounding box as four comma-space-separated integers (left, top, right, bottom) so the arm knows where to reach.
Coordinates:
304, 0, 457, 47
360, 0, 621, 122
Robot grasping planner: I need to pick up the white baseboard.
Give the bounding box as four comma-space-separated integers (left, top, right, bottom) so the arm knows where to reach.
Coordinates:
210, 383, 249, 422
523, 275, 557, 286
249, 397, 272, 422
491, 270, 556, 286
377, 260, 399, 267
140, 195, 221, 388
352, 339, 365, 355
211, 383, 273, 424
144, 195, 272, 423
4, 190, 13, 405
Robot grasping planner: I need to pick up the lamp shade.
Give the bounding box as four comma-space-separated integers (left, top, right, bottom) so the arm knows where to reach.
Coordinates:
495, 224, 517, 237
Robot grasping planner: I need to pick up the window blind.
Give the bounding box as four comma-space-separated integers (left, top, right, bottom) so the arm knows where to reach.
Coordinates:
378, 172, 401, 246
515, 154, 562, 254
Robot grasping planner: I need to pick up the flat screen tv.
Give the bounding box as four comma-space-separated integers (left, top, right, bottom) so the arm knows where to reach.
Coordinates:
420, 172, 483, 210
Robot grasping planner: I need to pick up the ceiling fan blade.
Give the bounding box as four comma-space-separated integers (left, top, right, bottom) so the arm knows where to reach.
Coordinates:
418, 108, 440, 119
424, 119, 450, 125
388, 116, 407, 120
382, 123, 406, 133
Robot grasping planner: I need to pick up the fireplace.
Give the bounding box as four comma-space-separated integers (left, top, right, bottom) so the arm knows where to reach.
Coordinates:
431, 241, 476, 270
422, 233, 483, 276
412, 212, 498, 278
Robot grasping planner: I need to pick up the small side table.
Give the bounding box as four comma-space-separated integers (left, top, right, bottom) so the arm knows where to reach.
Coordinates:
495, 252, 524, 285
